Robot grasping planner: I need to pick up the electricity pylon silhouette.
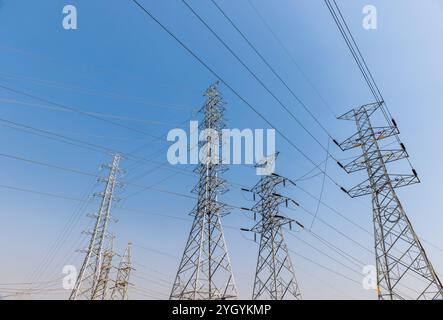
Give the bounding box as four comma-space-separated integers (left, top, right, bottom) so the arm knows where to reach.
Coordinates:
242, 154, 302, 300
170, 83, 238, 300
337, 102, 443, 300
70, 154, 122, 300
92, 234, 115, 300
110, 242, 133, 300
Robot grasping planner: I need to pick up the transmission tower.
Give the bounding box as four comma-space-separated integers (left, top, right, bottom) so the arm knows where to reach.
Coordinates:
337, 102, 443, 300
242, 155, 302, 300
92, 234, 115, 300
70, 154, 122, 300
110, 242, 133, 300
170, 83, 238, 300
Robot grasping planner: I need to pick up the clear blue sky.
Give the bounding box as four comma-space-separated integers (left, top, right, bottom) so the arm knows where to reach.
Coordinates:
0, 0, 442, 299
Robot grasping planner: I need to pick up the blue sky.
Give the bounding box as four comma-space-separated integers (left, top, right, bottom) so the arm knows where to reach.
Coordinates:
0, 0, 442, 299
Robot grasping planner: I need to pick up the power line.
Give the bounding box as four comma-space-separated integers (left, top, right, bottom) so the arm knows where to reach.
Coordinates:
132, 244, 178, 260
209, 0, 335, 138
0, 183, 87, 203
2, 171, 430, 298
324, 0, 414, 170
0, 117, 198, 179
0, 93, 199, 189
0, 44, 197, 112
131, 273, 172, 289
287, 231, 363, 277
288, 248, 362, 286
309, 138, 330, 230
325, 1, 441, 299
129, 0, 345, 191
0, 97, 181, 127
0, 277, 63, 287
285, 205, 372, 254
0, 71, 193, 112
0, 164, 371, 261
0, 84, 159, 139
0, 109, 196, 183
8, 146, 437, 263
246, 0, 337, 118
0, 149, 251, 210
182, 0, 338, 158
324, 0, 381, 104
26, 180, 98, 288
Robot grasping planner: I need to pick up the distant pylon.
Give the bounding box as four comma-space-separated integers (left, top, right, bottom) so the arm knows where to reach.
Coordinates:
170, 83, 238, 300
242, 154, 302, 300
70, 154, 122, 300
110, 242, 133, 300
92, 234, 115, 300
337, 102, 443, 300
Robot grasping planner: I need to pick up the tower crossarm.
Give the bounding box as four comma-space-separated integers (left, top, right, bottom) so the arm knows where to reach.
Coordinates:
170, 83, 238, 300
338, 125, 399, 151
340, 149, 409, 173
346, 173, 420, 198
337, 102, 443, 300
246, 155, 302, 300
69, 154, 121, 300
337, 101, 382, 120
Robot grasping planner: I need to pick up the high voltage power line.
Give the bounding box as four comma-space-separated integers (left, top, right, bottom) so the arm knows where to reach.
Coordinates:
1, 147, 442, 257
245, 0, 337, 118
324, 0, 442, 299
323, 0, 415, 171
1, 170, 438, 299
0, 149, 365, 242
0, 117, 199, 179
0, 149, 374, 298
208, 0, 335, 137
0, 71, 194, 112
182, 0, 337, 150
129, 0, 347, 191
0, 84, 159, 139
1, 0, 441, 301
0, 97, 181, 127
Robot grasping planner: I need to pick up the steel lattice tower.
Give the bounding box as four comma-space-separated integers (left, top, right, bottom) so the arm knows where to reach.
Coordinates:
243, 155, 302, 300
110, 242, 133, 300
70, 154, 122, 300
337, 102, 443, 300
170, 83, 238, 300
92, 235, 115, 300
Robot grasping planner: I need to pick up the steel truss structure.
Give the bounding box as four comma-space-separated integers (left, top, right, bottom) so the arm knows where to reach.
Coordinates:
170, 83, 238, 300
111, 242, 133, 300
70, 154, 122, 300
93, 235, 115, 300
245, 156, 302, 300
337, 102, 443, 300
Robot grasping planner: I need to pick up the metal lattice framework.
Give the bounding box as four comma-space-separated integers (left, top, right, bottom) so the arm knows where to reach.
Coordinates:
92, 235, 115, 300
110, 242, 133, 300
170, 83, 238, 300
245, 156, 302, 300
338, 102, 443, 300
70, 154, 121, 300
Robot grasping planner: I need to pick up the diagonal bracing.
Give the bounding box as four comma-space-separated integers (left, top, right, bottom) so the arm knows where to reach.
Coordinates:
243, 155, 302, 300
337, 102, 443, 300
170, 83, 238, 300
69, 154, 122, 300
